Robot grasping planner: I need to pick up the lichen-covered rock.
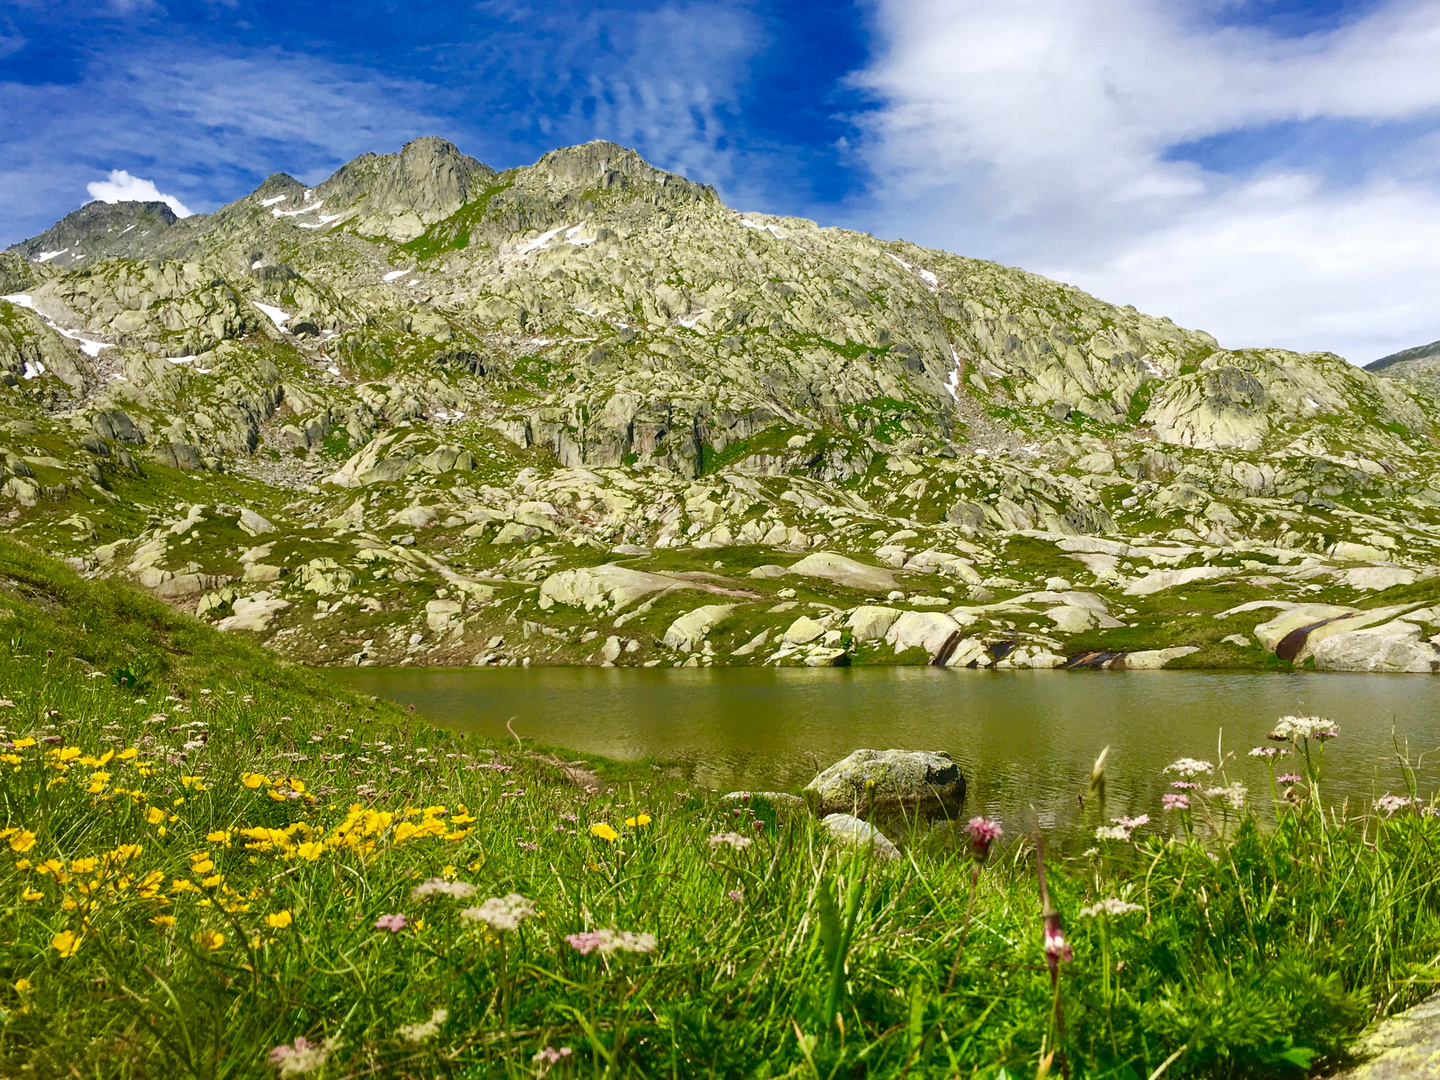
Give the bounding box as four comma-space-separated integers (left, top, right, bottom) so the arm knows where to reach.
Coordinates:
821, 814, 900, 861
787, 552, 897, 593
804, 748, 966, 816
662, 604, 734, 652
1311, 624, 1440, 673
848, 605, 901, 641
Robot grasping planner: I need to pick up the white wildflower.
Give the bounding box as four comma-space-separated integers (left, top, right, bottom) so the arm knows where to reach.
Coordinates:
1079, 898, 1143, 918
708, 832, 752, 850
460, 893, 536, 932
1269, 715, 1337, 741
1374, 794, 1414, 815
396, 1008, 448, 1044
411, 878, 477, 901
268, 1036, 340, 1076
1163, 758, 1214, 778
1094, 825, 1131, 841
1204, 781, 1248, 810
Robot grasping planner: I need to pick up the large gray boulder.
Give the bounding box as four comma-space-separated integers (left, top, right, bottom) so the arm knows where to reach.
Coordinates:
804, 748, 966, 816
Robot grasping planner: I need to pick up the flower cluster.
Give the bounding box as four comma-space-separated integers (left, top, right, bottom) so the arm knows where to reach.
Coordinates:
1079, 898, 1143, 918
1269, 716, 1338, 741
564, 928, 657, 956
1163, 758, 1214, 778
460, 893, 536, 933
966, 816, 1003, 861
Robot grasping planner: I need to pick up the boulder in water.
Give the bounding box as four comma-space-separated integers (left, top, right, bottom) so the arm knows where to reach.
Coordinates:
804, 748, 966, 816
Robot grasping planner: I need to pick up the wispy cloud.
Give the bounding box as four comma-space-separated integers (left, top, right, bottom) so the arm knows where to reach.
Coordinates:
849, 0, 1440, 361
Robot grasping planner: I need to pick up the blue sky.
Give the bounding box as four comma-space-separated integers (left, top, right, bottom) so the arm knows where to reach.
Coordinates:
3, 0, 1439, 363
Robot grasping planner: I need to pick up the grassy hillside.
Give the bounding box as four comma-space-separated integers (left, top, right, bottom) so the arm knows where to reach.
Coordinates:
0, 537, 1438, 1078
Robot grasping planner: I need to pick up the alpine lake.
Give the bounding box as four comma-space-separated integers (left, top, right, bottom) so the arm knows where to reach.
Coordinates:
331, 667, 1440, 832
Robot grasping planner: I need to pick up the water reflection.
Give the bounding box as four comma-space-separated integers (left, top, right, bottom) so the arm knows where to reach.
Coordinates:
331, 667, 1440, 835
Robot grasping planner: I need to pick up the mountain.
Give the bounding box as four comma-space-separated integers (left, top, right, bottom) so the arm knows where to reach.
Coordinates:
3, 137, 1439, 674
1367, 338, 1440, 392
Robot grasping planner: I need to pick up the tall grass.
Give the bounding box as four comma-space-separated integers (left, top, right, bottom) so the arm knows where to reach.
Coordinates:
0, 542, 1438, 1078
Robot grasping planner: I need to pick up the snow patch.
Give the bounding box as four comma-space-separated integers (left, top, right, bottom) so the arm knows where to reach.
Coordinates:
887, 252, 937, 288
253, 302, 291, 329
3, 293, 112, 355
945, 347, 962, 403
326, 366, 342, 377
167, 355, 198, 365
740, 218, 785, 239
565, 223, 596, 246
33, 249, 68, 263
677, 310, 708, 329
260, 194, 288, 207
383, 269, 411, 282
21, 361, 44, 379
516, 224, 570, 255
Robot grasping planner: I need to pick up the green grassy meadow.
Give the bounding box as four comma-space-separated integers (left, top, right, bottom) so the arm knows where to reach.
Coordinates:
0, 538, 1438, 1078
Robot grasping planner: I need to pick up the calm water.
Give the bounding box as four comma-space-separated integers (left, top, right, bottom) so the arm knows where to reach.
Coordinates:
332, 667, 1440, 831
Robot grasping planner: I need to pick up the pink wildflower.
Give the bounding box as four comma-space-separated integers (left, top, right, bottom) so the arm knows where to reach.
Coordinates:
374, 913, 409, 933
565, 928, 657, 956
1276, 773, 1302, 785
1043, 918, 1072, 967
533, 1046, 574, 1065
727, 889, 744, 902
1170, 781, 1199, 790
1162, 793, 1190, 811
965, 816, 1003, 861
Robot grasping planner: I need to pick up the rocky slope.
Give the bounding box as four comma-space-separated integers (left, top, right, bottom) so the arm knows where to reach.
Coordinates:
3, 136, 1440, 673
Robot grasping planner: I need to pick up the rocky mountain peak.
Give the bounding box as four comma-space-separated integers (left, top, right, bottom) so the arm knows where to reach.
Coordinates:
312, 137, 497, 242
5, 200, 180, 270
523, 140, 717, 205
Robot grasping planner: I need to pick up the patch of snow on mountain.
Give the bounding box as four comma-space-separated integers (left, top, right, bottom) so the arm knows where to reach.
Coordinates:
383, 269, 411, 282
740, 218, 785, 239
253, 302, 291, 329
260, 195, 288, 207
565, 223, 596, 246
517, 225, 569, 255
33, 250, 68, 263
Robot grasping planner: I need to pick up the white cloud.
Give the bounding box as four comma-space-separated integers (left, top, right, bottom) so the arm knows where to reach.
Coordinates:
86, 169, 192, 217
850, 0, 1440, 362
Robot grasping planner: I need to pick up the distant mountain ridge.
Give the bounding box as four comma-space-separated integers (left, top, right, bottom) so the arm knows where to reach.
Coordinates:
1, 136, 1439, 675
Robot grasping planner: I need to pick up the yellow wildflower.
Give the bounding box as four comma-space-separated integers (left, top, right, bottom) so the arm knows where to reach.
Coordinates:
1, 753, 21, 765
105, 844, 142, 864
20, 887, 43, 902
117, 748, 138, 761
51, 930, 81, 958
149, 915, 176, 927
51, 747, 81, 762
12, 737, 35, 749
625, 813, 652, 827
590, 823, 619, 842
196, 929, 225, 951
70, 857, 98, 874
201, 875, 224, 888
171, 879, 200, 893
9, 830, 36, 853
13, 979, 32, 993
191, 858, 215, 875
444, 828, 473, 842
265, 910, 294, 929
145, 806, 167, 825
85, 772, 110, 794
295, 841, 323, 862
205, 830, 232, 846
34, 858, 64, 877
241, 772, 269, 789
450, 812, 476, 826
